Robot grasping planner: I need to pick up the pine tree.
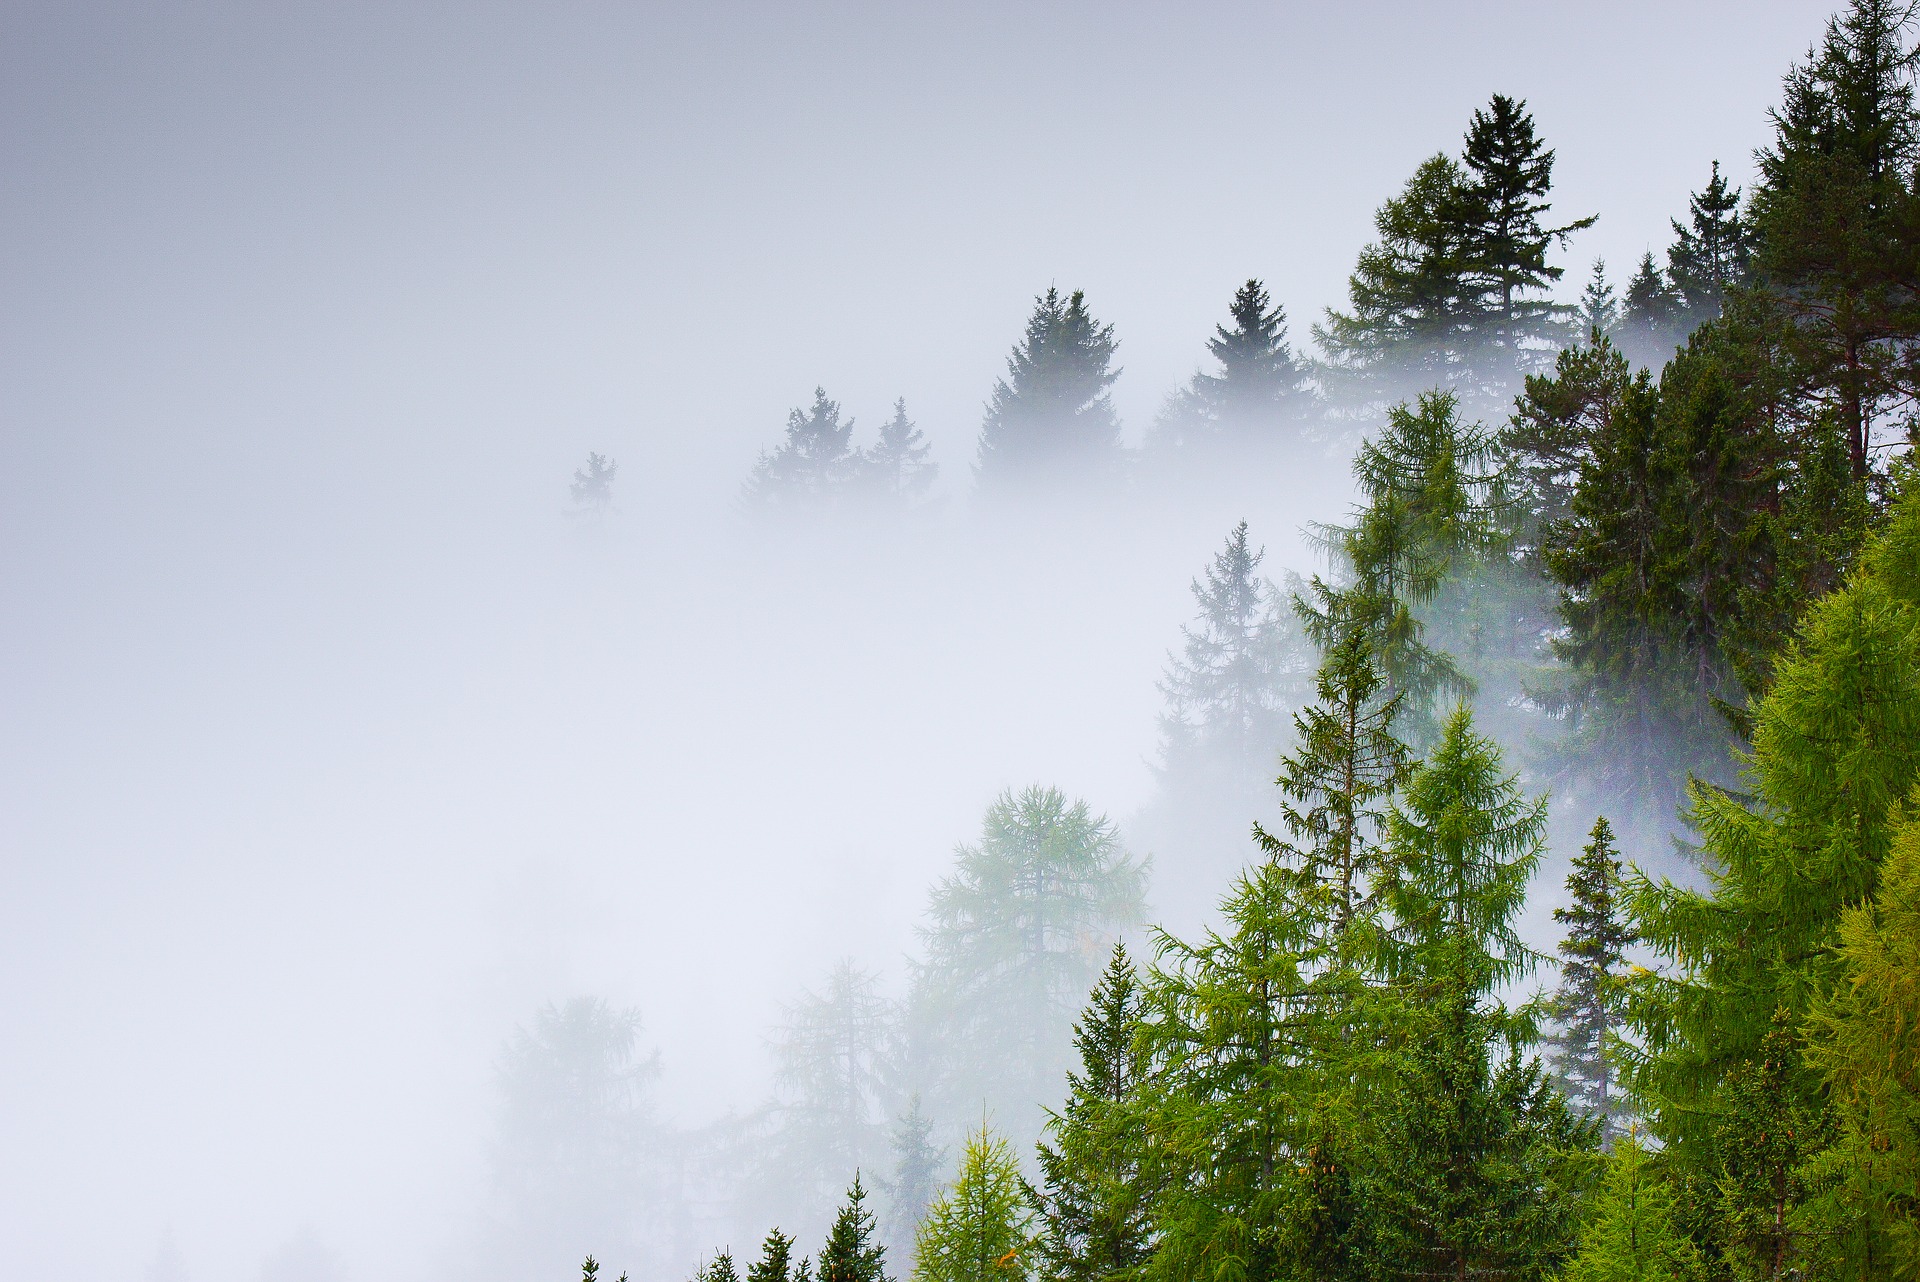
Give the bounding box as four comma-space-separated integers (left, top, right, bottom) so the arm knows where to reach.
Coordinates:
1667, 160, 1749, 329
910, 786, 1146, 1144
1544, 817, 1636, 1143
861, 399, 938, 505
1454, 94, 1596, 365
883, 1097, 944, 1266
1025, 944, 1153, 1282
1157, 522, 1307, 793
975, 288, 1123, 490
820, 1175, 890, 1282
746, 388, 861, 509
1559, 1134, 1705, 1282
912, 1125, 1032, 1282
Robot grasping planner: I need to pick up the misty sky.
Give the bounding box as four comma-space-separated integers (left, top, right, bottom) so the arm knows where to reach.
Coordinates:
0, 3, 1836, 1281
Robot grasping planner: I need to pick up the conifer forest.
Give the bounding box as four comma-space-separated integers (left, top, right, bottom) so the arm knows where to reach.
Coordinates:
8, 4, 1920, 1282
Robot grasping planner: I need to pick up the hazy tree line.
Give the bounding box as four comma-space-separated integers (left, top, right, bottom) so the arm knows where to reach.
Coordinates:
525, 3, 1920, 1279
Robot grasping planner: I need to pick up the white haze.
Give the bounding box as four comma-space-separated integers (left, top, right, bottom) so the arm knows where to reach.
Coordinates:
1, 2, 1830, 1280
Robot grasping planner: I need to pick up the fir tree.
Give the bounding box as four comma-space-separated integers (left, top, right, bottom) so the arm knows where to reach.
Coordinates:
1544, 817, 1636, 1143
913, 1125, 1033, 1282
820, 1175, 890, 1282
1156, 522, 1307, 793
699, 1252, 743, 1282
1501, 331, 1633, 565
883, 1097, 944, 1266
861, 399, 938, 505
1559, 1134, 1705, 1282
975, 288, 1123, 490
1025, 944, 1154, 1282
746, 388, 861, 509
910, 786, 1146, 1144
1667, 160, 1749, 328
1157, 279, 1317, 452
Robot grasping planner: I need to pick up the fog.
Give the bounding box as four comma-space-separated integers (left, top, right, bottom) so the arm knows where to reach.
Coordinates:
1, 3, 1830, 1280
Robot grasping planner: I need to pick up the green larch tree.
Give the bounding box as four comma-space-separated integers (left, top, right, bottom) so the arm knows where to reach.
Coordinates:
912, 1126, 1032, 1282
1559, 1134, 1705, 1282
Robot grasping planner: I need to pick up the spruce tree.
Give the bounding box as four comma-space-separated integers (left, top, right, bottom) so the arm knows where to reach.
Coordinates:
883, 1097, 944, 1266
861, 399, 938, 505
749, 1231, 799, 1282
1616, 252, 1683, 369
1750, 0, 1920, 482
1157, 522, 1306, 794
910, 786, 1146, 1144
820, 1175, 890, 1282
912, 1126, 1032, 1282
1454, 94, 1596, 364
569, 453, 619, 525
975, 288, 1123, 490
1501, 331, 1633, 566
745, 388, 861, 509
1317, 154, 1476, 406
699, 1252, 742, 1282
1579, 259, 1621, 338
1158, 279, 1318, 451
1666, 160, 1749, 329
1025, 944, 1153, 1282
1544, 817, 1636, 1143
1361, 707, 1594, 1281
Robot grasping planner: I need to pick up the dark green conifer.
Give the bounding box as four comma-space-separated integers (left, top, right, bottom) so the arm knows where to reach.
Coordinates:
1667, 161, 1749, 328
818, 1175, 889, 1282
1578, 259, 1621, 338
748, 1231, 797, 1282
1025, 944, 1153, 1282
1544, 817, 1637, 1143
1617, 252, 1683, 369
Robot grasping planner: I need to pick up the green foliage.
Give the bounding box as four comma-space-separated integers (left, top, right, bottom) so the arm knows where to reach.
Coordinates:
1560, 1135, 1705, 1282
1026, 945, 1154, 1282
911, 786, 1147, 1142
976, 288, 1124, 489
1801, 811, 1920, 1280
1545, 817, 1637, 1142
749, 1230, 799, 1282
821, 1175, 891, 1282
699, 1251, 743, 1282
912, 1127, 1032, 1282
1667, 160, 1750, 329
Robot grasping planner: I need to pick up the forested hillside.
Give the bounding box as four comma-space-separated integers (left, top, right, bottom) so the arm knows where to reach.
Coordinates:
515, 4, 1920, 1280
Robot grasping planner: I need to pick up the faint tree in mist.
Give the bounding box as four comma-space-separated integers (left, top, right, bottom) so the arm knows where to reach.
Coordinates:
908, 786, 1146, 1147
745, 388, 861, 510
490, 997, 664, 1268
880, 1094, 944, 1263
570, 453, 619, 526
1149, 280, 1320, 460
859, 398, 938, 507
974, 287, 1124, 493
